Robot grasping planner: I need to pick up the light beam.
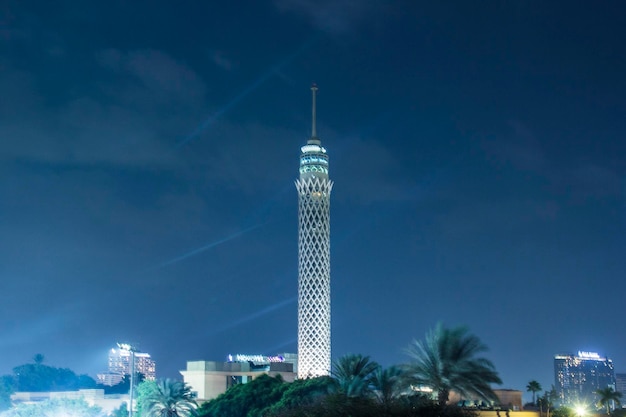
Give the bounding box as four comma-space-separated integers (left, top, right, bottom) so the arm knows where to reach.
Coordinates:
147, 223, 265, 271
211, 296, 297, 334
177, 35, 320, 147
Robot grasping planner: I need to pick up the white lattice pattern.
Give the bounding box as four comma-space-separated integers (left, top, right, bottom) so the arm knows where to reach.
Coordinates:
296, 176, 333, 378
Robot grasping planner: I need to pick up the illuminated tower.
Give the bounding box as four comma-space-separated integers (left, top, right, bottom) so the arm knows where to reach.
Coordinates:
296, 84, 333, 378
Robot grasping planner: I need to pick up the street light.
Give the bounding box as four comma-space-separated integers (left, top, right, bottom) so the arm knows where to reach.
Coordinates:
117, 343, 136, 417
573, 403, 587, 417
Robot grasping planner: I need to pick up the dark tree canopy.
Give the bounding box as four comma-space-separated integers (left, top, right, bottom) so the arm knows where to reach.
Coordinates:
266, 376, 337, 415
8, 362, 96, 392
199, 374, 287, 417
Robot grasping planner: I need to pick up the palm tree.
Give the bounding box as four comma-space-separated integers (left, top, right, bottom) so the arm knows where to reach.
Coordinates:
595, 386, 622, 415
537, 386, 557, 417
143, 378, 198, 417
405, 323, 502, 406
527, 380, 542, 405
332, 354, 379, 398
369, 365, 407, 408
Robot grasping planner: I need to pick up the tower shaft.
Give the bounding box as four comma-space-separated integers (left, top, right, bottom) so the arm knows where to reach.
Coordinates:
296, 85, 332, 378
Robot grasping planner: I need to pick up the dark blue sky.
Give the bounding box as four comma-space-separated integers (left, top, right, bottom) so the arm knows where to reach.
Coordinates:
1, 0, 625, 401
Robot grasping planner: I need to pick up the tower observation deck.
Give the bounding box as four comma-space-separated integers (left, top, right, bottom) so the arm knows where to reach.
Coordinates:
295, 84, 333, 378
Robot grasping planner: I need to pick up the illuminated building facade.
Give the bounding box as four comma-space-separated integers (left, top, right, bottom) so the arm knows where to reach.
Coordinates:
554, 351, 615, 406
180, 353, 297, 401
107, 347, 156, 382
615, 373, 626, 396
296, 84, 333, 378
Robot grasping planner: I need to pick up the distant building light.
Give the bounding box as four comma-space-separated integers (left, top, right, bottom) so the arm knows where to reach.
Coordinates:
578, 351, 601, 359
227, 354, 285, 363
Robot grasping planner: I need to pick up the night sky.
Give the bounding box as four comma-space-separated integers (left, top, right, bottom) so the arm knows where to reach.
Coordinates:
1, 0, 625, 401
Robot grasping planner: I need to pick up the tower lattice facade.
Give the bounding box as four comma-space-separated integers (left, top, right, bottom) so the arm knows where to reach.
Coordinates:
296, 84, 333, 378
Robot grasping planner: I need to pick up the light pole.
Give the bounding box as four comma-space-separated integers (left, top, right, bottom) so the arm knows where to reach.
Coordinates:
118, 343, 136, 417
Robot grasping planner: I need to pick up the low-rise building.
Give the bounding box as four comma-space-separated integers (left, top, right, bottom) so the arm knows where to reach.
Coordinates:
11, 389, 128, 415
180, 353, 297, 401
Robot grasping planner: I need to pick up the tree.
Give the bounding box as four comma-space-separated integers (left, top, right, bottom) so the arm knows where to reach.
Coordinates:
268, 390, 474, 417
332, 354, 379, 398
32, 354, 45, 365
267, 376, 336, 414
143, 378, 199, 417
527, 380, 542, 405
10, 361, 96, 392
369, 365, 407, 408
135, 379, 159, 417
200, 374, 287, 417
110, 402, 128, 417
551, 406, 574, 417
405, 323, 502, 406
595, 386, 622, 415
537, 386, 558, 417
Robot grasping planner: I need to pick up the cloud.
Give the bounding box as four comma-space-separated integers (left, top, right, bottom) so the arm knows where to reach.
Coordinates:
274, 0, 386, 35
210, 50, 234, 71
0, 49, 210, 169
331, 133, 420, 204
481, 120, 622, 201
95, 48, 207, 110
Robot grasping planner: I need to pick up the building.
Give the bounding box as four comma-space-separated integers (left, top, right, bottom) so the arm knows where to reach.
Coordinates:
12, 389, 128, 415
554, 351, 615, 406
96, 371, 124, 387
180, 354, 297, 401
104, 345, 156, 384
450, 389, 523, 410
493, 389, 523, 411
296, 84, 333, 378
615, 373, 626, 396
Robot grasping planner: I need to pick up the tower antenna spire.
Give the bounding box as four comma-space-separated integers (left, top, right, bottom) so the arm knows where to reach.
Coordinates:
311, 83, 318, 138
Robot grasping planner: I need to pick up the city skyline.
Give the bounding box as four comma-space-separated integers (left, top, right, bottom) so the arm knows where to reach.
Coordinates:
1, 0, 625, 400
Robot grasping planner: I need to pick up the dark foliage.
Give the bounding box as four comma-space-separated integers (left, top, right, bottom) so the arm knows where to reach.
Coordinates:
269, 393, 479, 417
266, 376, 337, 415
199, 374, 287, 417
110, 402, 129, 417
551, 407, 574, 417
7, 362, 96, 392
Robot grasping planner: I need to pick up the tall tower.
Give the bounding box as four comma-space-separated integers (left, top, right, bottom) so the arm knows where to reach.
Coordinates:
296, 84, 333, 378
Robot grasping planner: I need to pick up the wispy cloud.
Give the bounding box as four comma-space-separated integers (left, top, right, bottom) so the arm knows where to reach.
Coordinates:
482, 120, 622, 201
0, 49, 209, 169
274, 0, 386, 35
210, 50, 234, 71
